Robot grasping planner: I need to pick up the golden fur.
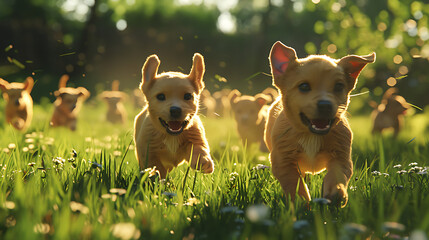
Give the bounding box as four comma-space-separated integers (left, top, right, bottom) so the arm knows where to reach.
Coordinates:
265, 41, 375, 206
100, 80, 128, 124
134, 53, 214, 178
229, 89, 270, 152
0, 77, 34, 131
371, 88, 409, 137
50, 74, 90, 131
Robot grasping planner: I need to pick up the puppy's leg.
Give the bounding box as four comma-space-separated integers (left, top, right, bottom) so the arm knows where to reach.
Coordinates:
323, 128, 353, 206
271, 149, 311, 201
323, 158, 352, 206
189, 145, 214, 173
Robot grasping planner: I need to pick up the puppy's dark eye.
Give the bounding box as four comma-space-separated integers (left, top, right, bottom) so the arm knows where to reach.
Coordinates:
156, 93, 166, 101
334, 83, 345, 92
298, 83, 311, 92
184, 93, 193, 100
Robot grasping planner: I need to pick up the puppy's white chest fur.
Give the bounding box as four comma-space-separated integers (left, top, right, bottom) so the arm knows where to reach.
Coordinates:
163, 136, 180, 153
298, 134, 322, 159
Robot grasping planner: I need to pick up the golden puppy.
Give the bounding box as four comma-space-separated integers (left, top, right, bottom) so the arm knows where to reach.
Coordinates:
212, 89, 232, 118
134, 53, 214, 178
50, 74, 90, 131
229, 89, 270, 152
100, 80, 128, 124
265, 41, 375, 205
0, 77, 34, 131
371, 88, 409, 137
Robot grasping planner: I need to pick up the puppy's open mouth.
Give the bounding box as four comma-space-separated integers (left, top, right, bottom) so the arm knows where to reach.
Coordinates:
159, 118, 188, 135
300, 113, 334, 135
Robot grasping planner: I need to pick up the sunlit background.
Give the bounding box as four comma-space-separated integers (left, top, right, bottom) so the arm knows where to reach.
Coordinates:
0, 0, 428, 112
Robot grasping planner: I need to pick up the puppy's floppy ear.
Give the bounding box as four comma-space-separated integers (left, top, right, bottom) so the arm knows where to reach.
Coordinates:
0, 78, 10, 92
269, 41, 298, 86
254, 94, 270, 107
78, 87, 90, 99
338, 52, 376, 91
24, 77, 34, 93
141, 54, 160, 93
228, 89, 241, 106
188, 53, 205, 93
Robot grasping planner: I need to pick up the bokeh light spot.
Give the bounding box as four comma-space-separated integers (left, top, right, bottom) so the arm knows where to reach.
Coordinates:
398, 66, 409, 75
116, 19, 127, 31
387, 77, 397, 87
393, 55, 403, 64
327, 44, 337, 53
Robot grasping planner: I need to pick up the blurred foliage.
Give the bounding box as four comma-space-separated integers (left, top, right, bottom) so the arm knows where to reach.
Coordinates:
0, 0, 428, 110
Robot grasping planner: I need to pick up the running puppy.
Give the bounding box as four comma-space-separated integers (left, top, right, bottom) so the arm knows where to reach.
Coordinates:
265, 41, 375, 206
50, 74, 90, 131
134, 53, 214, 178
229, 89, 270, 152
371, 88, 409, 137
0, 77, 34, 131
100, 80, 128, 124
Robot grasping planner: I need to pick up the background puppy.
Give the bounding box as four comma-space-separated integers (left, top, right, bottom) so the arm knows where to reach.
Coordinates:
199, 89, 216, 118
265, 41, 375, 206
371, 88, 409, 137
100, 80, 128, 124
229, 89, 270, 152
212, 89, 232, 118
50, 74, 90, 131
262, 87, 279, 105
0, 77, 34, 131
134, 53, 214, 178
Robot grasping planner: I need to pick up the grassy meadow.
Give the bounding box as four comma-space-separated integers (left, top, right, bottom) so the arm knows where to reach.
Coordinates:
0, 96, 428, 240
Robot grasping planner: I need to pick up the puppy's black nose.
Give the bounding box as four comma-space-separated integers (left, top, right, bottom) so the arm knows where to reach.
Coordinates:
170, 106, 182, 118
317, 100, 333, 116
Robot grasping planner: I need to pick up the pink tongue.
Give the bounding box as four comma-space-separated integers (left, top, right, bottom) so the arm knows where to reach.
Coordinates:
168, 121, 182, 130
312, 119, 329, 128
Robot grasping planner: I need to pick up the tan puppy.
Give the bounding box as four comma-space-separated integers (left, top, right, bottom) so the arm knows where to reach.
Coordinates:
0, 77, 34, 131
50, 75, 90, 131
371, 88, 409, 137
134, 53, 214, 178
212, 89, 232, 117
100, 80, 128, 124
229, 89, 270, 152
265, 41, 375, 205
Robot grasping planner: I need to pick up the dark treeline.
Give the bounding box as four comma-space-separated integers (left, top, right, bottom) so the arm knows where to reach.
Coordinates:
0, 0, 428, 110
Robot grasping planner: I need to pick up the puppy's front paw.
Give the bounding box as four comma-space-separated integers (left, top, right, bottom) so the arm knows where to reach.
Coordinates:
191, 155, 214, 174
323, 183, 348, 207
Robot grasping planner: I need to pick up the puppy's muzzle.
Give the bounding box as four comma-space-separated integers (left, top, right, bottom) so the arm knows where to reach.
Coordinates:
170, 106, 182, 119
317, 100, 333, 118
300, 100, 336, 135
